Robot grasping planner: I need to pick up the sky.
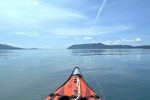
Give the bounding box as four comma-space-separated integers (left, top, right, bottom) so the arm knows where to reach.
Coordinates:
0, 0, 150, 49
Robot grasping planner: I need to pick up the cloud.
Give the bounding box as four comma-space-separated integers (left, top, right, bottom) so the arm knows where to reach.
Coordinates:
75, 38, 79, 40
92, 40, 98, 43
83, 37, 93, 40
14, 31, 39, 37
54, 24, 133, 36
102, 38, 142, 45
122, 38, 142, 42
102, 40, 121, 45
28, 0, 40, 6
135, 38, 142, 42
0, 0, 87, 28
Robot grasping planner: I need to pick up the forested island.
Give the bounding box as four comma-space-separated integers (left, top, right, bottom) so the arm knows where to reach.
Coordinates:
0, 43, 23, 50
0, 43, 40, 50
67, 43, 150, 49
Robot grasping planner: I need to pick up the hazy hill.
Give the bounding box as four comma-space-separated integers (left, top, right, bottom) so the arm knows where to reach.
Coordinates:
0, 43, 23, 50
67, 43, 150, 49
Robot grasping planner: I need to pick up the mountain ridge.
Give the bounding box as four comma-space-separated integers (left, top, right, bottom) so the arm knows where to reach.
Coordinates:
67, 43, 150, 49
0, 43, 23, 50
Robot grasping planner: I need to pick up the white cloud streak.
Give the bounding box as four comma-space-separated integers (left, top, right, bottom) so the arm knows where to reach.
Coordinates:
101, 38, 142, 45
28, 0, 40, 6
83, 37, 93, 40
54, 24, 133, 36
0, 0, 87, 28
135, 38, 142, 42
14, 31, 39, 37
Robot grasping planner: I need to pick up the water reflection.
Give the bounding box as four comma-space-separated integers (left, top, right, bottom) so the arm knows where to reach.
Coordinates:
0, 50, 20, 59
70, 49, 106, 56
0, 50, 9, 57
70, 49, 150, 56
70, 49, 150, 62
0, 50, 12, 59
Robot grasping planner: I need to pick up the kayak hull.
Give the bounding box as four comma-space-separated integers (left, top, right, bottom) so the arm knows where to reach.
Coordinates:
45, 67, 101, 100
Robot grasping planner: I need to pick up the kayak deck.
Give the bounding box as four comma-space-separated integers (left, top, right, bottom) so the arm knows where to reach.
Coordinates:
45, 67, 101, 100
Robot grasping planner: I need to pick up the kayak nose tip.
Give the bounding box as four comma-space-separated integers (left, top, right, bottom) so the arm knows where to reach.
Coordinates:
73, 67, 82, 76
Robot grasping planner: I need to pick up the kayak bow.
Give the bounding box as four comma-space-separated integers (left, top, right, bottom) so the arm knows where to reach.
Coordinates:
45, 67, 101, 100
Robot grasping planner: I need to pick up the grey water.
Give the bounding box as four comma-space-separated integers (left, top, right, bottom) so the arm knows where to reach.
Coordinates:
0, 49, 150, 100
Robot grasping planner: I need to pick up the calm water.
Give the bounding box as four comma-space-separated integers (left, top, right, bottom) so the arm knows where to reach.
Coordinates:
0, 49, 150, 100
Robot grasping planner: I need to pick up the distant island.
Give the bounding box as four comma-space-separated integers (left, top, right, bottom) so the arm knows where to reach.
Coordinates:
30, 48, 38, 50
0, 43, 40, 50
0, 43, 23, 50
67, 43, 150, 49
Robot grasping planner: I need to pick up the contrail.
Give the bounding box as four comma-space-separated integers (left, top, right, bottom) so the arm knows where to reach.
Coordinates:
95, 0, 107, 23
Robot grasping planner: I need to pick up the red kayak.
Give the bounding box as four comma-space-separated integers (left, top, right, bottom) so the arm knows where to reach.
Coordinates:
45, 67, 102, 100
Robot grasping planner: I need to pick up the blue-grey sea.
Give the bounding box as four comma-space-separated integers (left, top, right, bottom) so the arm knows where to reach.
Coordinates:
0, 49, 150, 100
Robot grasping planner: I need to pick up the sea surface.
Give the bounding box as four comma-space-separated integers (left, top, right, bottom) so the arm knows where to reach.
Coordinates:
0, 49, 150, 100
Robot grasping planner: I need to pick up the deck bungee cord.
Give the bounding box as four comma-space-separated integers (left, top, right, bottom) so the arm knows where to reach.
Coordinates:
74, 76, 81, 100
